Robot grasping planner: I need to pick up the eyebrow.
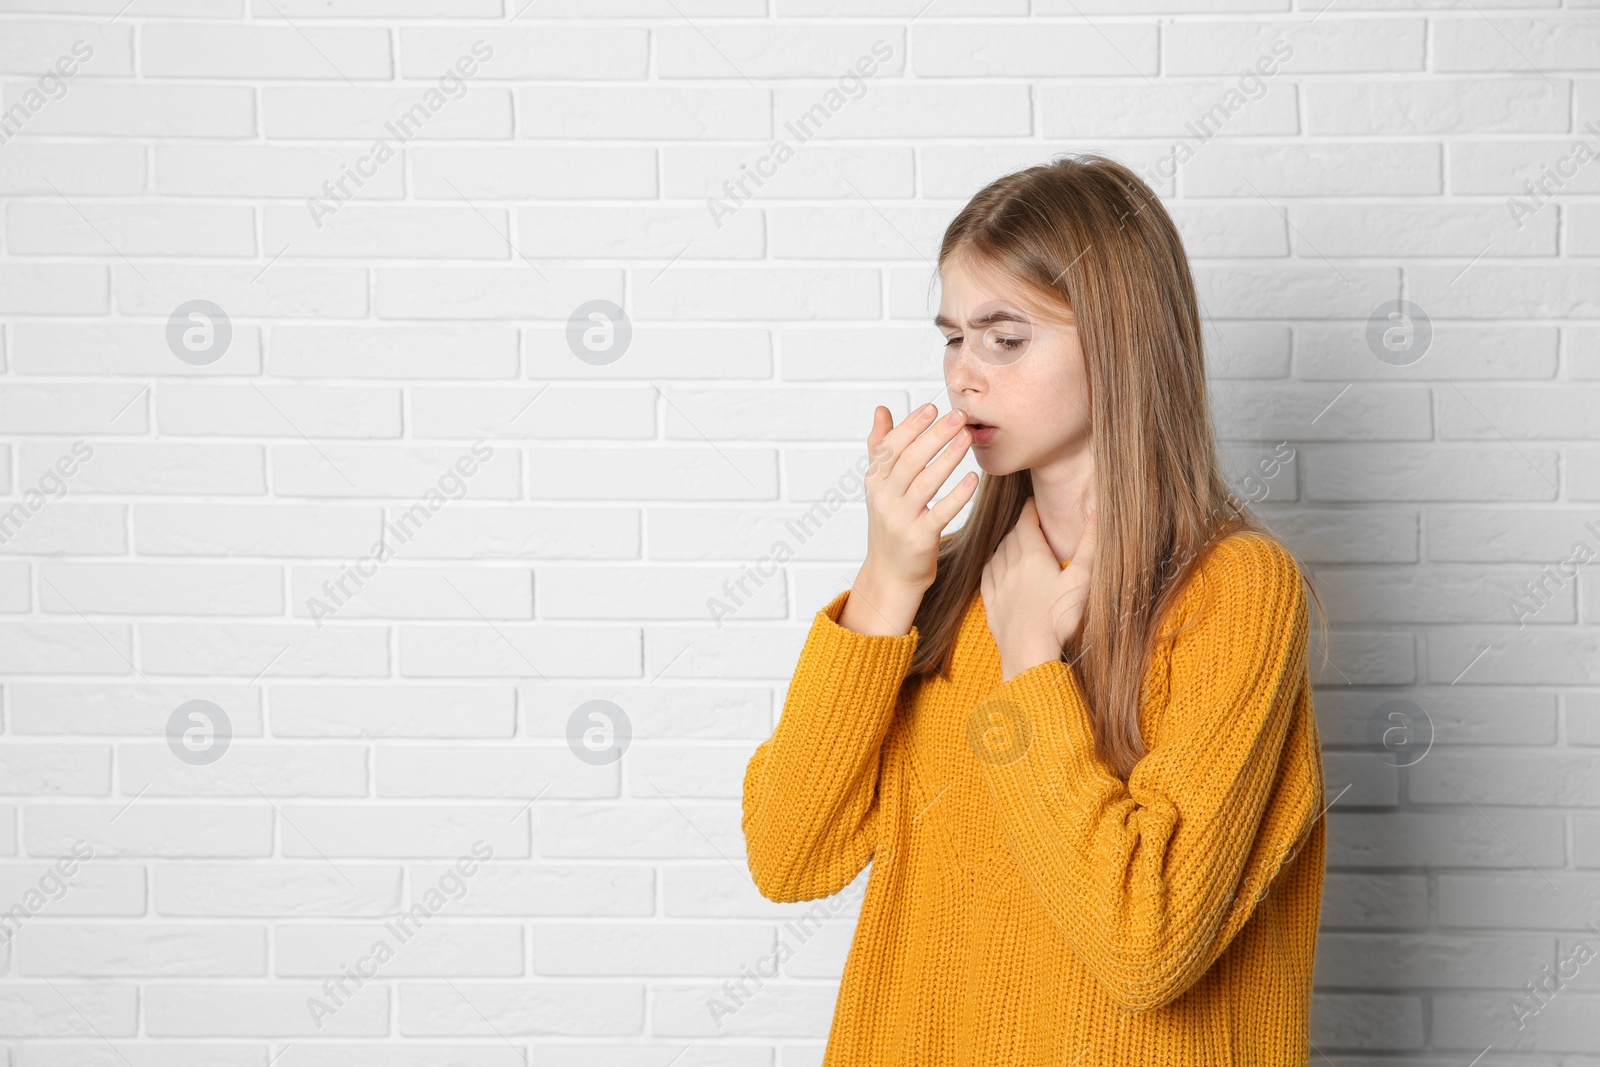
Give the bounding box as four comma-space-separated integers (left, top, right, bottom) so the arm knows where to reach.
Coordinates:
933, 309, 1028, 331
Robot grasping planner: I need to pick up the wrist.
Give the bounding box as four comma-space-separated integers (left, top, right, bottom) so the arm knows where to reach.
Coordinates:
841, 566, 925, 637
1000, 640, 1062, 683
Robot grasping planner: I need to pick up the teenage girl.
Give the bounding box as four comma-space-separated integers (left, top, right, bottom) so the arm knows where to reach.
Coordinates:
743, 153, 1330, 1067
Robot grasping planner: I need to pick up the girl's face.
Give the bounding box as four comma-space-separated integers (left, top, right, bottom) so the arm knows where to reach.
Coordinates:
936, 254, 1092, 477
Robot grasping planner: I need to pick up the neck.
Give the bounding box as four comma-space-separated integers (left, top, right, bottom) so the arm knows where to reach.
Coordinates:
1027, 446, 1094, 563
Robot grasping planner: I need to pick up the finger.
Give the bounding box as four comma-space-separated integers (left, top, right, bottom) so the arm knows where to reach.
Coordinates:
864, 405, 898, 478
871, 402, 941, 480
906, 427, 972, 508
924, 469, 978, 530
985, 546, 1005, 591
865, 405, 890, 455
886, 407, 969, 495
1012, 496, 1052, 556
998, 527, 1017, 571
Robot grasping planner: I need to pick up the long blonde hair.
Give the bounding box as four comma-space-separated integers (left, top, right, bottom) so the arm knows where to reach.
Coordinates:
907, 153, 1328, 779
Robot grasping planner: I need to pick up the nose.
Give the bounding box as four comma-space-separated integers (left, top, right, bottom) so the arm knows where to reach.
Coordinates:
944, 337, 986, 395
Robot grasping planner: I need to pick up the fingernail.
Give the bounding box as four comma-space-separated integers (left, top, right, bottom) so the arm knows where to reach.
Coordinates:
920, 403, 935, 418
946, 409, 964, 424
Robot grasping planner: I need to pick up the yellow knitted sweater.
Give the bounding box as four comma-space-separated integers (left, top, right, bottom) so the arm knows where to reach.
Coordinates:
741, 530, 1325, 1066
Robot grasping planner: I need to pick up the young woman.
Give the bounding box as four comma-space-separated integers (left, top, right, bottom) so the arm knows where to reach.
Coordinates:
741, 154, 1332, 1066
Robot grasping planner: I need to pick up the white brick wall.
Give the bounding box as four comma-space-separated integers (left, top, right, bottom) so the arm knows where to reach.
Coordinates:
0, 1, 1597, 1062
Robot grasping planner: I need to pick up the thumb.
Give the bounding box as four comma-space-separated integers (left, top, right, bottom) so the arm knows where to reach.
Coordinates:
1014, 496, 1050, 553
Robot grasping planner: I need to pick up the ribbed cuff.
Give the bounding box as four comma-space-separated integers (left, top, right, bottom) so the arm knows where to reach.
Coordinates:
798, 588, 920, 702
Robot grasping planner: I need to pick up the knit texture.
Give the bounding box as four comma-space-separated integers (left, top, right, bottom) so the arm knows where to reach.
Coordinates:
741, 530, 1326, 1066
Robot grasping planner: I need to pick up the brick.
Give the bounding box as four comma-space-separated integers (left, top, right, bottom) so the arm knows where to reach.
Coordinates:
0, 143, 145, 195
1306, 78, 1569, 134
398, 981, 643, 1037
11, 323, 264, 376
117, 743, 368, 796
19, 443, 266, 495
154, 863, 402, 917
153, 144, 406, 199
160, 384, 403, 439
270, 325, 517, 379
0, 384, 148, 434
134, 503, 382, 557
17, 923, 266, 975
139, 623, 390, 678
0, 984, 138, 1037
275, 923, 523, 976
6, 202, 255, 256
146, 982, 387, 1036
1165, 19, 1422, 74
1041, 82, 1297, 139
1436, 17, 1600, 72
265, 206, 513, 260
0, 744, 109, 795
0, 22, 133, 75
0, 265, 107, 314
290, 566, 532, 621
410, 385, 655, 439
2, 84, 254, 137
914, 24, 1149, 76
262, 87, 513, 139
141, 25, 393, 79
401, 26, 647, 79
38, 562, 283, 615
375, 745, 613, 798
269, 684, 515, 739
6, 683, 263, 736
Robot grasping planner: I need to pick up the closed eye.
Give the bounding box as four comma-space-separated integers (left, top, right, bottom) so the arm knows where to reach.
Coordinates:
944, 335, 1027, 351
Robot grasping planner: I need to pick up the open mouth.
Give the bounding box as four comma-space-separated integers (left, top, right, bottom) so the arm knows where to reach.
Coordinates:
964, 419, 998, 444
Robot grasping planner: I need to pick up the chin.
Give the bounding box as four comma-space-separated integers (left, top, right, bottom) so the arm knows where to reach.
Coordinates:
974, 449, 1026, 477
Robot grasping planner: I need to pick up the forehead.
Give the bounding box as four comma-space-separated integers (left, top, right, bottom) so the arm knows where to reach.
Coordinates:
933, 304, 1032, 332
936, 253, 1075, 330
936, 256, 1029, 325
935, 285, 1044, 335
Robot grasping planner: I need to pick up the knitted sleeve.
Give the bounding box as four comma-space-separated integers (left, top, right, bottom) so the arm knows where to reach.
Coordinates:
741, 588, 919, 903
972, 533, 1321, 1013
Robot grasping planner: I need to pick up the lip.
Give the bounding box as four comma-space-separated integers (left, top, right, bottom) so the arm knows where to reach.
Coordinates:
963, 418, 998, 446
